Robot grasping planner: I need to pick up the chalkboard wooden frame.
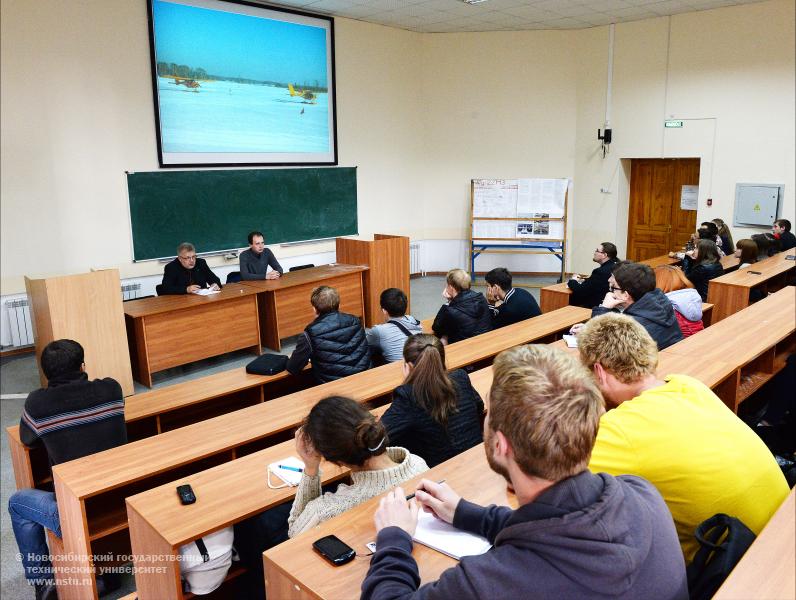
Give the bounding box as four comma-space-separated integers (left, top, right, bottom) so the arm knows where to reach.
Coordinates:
127, 167, 357, 261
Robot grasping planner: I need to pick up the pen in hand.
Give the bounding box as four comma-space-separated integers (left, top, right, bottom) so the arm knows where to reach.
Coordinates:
406, 479, 446, 501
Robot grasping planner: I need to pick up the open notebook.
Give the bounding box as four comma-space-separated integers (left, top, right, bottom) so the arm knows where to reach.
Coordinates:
412, 510, 492, 560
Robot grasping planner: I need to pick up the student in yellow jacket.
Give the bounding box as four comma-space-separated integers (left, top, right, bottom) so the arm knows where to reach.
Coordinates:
577, 313, 788, 563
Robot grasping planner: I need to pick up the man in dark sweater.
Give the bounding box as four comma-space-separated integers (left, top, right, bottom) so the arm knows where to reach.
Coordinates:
8, 340, 126, 600
362, 344, 687, 600
590, 261, 683, 349
773, 218, 796, 252
159, 242, 222, 294
286, 285, 371, 383
431, 269, 491, 344
239, 231, 283, 280
484, 267, 540, 329
567, 241, 620, 308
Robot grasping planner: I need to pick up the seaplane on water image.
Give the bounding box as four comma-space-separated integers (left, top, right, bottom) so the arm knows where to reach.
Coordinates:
288, 83, 316, 104
164, 74, 201, 91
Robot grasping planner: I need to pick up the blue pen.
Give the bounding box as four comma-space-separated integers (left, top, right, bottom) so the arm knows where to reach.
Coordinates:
279, 464, 304, 473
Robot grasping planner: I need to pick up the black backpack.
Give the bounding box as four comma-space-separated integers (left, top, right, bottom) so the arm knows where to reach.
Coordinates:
686, 513, 756, 600
246, 353, 288, 376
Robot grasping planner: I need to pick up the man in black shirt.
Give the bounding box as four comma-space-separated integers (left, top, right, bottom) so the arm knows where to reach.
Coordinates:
8, 340, 126, 599
567, 242, 619, 308
159, 242, 222, 294
239, 231, 283, 280
484, 267, 541, 328
773, 219, 796, 252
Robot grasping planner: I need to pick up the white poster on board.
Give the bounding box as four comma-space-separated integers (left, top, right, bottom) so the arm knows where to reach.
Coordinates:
473, 179, 517, 218
680, 185, 699, 210
517, 178, 567, 218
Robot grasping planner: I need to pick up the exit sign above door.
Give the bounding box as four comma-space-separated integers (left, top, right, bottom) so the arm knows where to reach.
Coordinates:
665, 120, 684, 128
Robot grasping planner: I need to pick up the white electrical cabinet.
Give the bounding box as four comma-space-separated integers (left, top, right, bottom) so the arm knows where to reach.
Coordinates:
733, 183, 784, 227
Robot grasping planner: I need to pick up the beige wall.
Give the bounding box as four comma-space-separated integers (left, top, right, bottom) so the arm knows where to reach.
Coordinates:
2, 0, 793, 293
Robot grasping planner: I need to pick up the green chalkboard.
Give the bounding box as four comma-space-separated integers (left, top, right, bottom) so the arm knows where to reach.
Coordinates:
127, 167, 357, 261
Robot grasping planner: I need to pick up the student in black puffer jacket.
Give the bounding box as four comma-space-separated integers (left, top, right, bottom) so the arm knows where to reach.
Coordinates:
287, 285, 371, 383
682, 239, 723, 301
381, 334, 484, 467
431, 269, 492, 344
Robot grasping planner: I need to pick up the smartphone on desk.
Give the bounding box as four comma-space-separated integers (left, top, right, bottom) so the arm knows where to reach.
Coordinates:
313, 534, 356, 566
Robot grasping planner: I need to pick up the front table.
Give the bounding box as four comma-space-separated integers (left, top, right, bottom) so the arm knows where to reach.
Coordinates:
241, 264, 368, 351
124, 283, 261, 387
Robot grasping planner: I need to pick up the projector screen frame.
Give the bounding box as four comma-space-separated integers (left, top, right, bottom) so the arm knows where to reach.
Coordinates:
146, 0, 338, 167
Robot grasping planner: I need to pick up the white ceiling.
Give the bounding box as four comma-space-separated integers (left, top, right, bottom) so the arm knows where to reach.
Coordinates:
266, 0, 768, 32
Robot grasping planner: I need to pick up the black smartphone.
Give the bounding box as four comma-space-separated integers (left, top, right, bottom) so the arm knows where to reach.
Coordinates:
312, 535, 356, 566
176, 484, 196, 505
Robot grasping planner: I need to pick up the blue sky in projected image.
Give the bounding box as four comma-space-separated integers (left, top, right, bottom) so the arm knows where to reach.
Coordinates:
153, 0, 328, 86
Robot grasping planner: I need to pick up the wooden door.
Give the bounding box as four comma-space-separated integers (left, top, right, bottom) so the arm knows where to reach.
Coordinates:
627, 158, 700, 262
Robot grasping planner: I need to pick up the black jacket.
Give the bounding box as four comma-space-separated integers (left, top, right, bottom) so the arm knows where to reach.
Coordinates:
776, 230, 796, 252
287, 311, 371, 383
489, 288, 541, 329
381, 369, 484, 467
362, 471, 688, 600
593, 288, 684, 350
160, 257, 222, 295
432, 289, 492, 343
20, 372, 127, 468
567, 258, 619, 308
682, 257, 723, 301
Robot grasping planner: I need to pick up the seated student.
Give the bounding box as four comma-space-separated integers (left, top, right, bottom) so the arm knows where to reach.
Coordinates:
239, 231, 283, 280
235, 396, 428, 599
751, 232, 772, 260
8, 340, 126, 600
590, 261, 683, 349
699, 221, 726, 257
363, 344, 687, 600
381, 334, 483, 467
682, 239, 723, 301
712, 218, 734, 256
773, 218, 796, 251
160, 242, 222, 295
431, 269, 491, 344
654, 265, 704, 337
734, 238, 759, 269
484, 267, 540, 327
765, 232, 782, 255
366, 288, 422, 363
567, 242, 620, 308
577, 314, 789, 563
286, 286, 371, 383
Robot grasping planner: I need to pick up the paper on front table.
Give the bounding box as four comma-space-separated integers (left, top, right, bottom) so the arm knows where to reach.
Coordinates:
268, 456, 306, 486
412, 510, 491, 560
194, 288, 221, 296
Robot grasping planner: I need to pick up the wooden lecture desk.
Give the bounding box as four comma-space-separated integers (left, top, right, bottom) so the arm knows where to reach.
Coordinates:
240, 263, 368, 351
713, 488, 795, 600
124, 282, 261, 387
263, 445, 515, 600
50, 306, 589, 599
707, 250, 796, 322
540, 253, 739, 313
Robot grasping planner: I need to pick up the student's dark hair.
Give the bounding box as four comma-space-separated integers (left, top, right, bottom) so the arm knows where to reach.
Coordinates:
695, 239, 720, 265
302, 396, 387, 467
764, 232, 781, 256
379, 288, 408, 318
611, 261, 655, 301
247, 231, 264, 244
697, 228, 714, 241
41, 339, 84, 380
774, 219, 792, 232
310, 286, 339, 314
484, 268, 512, 292
601, 242, 618, 260
700, 222, 719, 237
751, 233, 771, 258
403, 334, 458, 427
735, 239, 758, 265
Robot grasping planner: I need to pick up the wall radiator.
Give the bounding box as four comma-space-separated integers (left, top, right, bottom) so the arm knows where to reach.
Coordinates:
410, 243, 422, 275
4, 299, 34, 347
121, 282, 143, 301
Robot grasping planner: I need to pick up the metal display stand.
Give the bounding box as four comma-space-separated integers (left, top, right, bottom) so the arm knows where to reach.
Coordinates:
469, 179, 568, 285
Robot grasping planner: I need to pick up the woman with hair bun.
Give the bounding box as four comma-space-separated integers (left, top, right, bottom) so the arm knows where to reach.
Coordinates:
288, 396, 428, 537
381, 334, 484, 467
